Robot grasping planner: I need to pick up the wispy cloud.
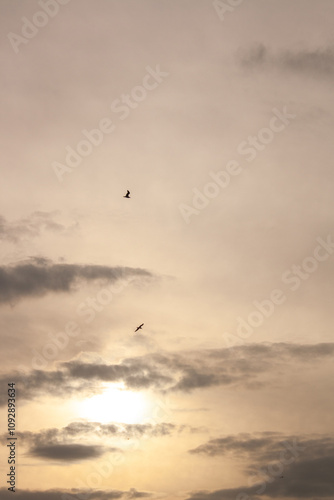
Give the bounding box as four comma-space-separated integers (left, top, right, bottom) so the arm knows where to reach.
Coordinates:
8, 421, 198, 449
1, 420, 199, 463
0, 211, 78, 243
0, 258, 153, 304
239, 44, 334, 77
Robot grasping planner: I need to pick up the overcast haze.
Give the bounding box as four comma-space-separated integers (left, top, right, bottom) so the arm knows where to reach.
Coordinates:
1, 1, 334, 499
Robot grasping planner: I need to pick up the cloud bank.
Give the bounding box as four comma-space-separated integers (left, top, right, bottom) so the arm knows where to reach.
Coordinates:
187, 433, 334, 500
1, 342, 333, 405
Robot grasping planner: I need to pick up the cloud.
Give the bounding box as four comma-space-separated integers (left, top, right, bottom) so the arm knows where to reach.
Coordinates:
1, 342, 333, 406
1, 421, 200, 463
63, 342, 334, 393
186, 455, 334, 499
0, 488, 152, 500
0, 258, 153, 304
94, 421, 178, 438
189, 432, 334, 461
29, 443, 108, 461
187, 433, 334, 500
189, 432, 281, 458
0, 368, 91, 406
186, 488, 254, 500
11, 422, 176, 446
239, 44, 334, 77
1, 422, 120, 462
0, 418, 203, 467
0, 211, 78, 243
270, 455, 334, 498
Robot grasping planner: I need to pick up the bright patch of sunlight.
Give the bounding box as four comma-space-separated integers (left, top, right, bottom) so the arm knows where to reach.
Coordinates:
78, 384, 151, 424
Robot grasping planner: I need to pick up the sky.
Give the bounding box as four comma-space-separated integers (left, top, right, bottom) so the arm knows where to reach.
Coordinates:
1, 1, 334, 499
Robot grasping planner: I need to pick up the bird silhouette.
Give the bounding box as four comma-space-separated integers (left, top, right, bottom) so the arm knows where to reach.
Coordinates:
134, 323, 144, 332
123, 190, 130, 198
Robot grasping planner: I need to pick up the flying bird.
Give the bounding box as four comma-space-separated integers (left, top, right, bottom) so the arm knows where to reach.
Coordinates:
134, 323, 144, 332
123, 190, 130, 198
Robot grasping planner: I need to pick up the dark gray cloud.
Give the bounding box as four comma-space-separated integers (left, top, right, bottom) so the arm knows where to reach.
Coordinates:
0, 211, 78, 243
239, 44, 334, 77
189, 432, 281, 458
186, 455, 334, 500
0, 368, 91, 406
189, 432, 334, 462
29, 443, 107, 461
1, 342, 334, 405
1, 422, 118, 462
0, 488, 151, 500
187, 433, 334, 500
0, 258, 153, 304
269, 455, 334, 498
187, 487, 255, 500
63, 342, 334, 393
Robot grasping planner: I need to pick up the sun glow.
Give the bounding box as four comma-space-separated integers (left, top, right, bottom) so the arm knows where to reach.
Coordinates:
78, 384, 150, 424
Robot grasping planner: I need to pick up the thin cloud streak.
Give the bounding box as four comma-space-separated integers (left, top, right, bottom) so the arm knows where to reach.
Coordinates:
0, 488, 152, 500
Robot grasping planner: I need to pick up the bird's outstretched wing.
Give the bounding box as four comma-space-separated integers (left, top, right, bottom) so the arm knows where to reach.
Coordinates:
134, 323, 144, 332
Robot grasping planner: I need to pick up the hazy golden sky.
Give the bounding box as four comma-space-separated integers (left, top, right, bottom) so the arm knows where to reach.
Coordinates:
1, 1, 334, 499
